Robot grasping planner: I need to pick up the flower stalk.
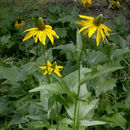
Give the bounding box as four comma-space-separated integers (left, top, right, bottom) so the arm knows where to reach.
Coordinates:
73, 46, 83, 130
41, 45, 51, 83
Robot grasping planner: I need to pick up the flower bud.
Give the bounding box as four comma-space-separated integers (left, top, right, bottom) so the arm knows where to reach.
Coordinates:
38, 17, 45, 30
94, 14, 103, 26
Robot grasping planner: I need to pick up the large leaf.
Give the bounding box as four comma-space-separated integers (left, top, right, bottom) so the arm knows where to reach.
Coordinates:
0, 62, 36, 83
103, 112, 127, 130
30, 68, 91, 95
81, 66, 123, 85
95, 78, 116, 96
79, 120, 107, 127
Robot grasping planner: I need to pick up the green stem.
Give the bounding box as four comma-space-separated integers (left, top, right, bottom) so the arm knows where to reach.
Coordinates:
73, 49, 83, 130
41, 44, 51, 83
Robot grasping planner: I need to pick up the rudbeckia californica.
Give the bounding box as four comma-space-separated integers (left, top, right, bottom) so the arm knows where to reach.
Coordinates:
23, 17, 59, 45
14, 17, 25, 28
110, 0, 120, 8
40, 61, 63, 77
76, 14, 111, 46
81, 0, 92, 8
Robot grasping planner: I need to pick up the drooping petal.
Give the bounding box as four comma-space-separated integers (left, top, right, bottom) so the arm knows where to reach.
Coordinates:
100, 28, 108, 43
100, 24, 111, 36
96, 27, 101, 46
88, 24, 97, 37
101, 24, 111, 32
78, 24, 90, 33
82, 29, 89, 35
48, 29, 59, 39
22, 31, 36, 41
46, 30, 54, 44
40, 31, 46, 45
33, 31, 39, 43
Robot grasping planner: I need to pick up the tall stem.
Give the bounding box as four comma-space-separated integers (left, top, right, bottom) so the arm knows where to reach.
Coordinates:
41, 44, 51, 83
73, 49, 83, 130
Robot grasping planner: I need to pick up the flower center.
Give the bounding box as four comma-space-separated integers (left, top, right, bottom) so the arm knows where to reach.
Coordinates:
38, 17, 45, 30
93, 14, 103, 26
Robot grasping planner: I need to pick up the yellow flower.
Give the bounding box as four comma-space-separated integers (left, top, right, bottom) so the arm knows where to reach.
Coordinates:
116, 1, 120, 8
76, 14, 111, 46
110, 0, 120, 8
23, 17, 59, 45
40, 61, 53, 76
81, 0, 92, 8
14, 18, 25, 28
40, 61, 63, 77
54, 64, 64, 77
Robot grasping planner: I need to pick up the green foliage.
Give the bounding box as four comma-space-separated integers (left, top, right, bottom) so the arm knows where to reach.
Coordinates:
0, 0, 129, 130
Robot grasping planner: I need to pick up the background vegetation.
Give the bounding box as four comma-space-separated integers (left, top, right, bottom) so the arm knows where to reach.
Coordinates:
0, 0, 129, 130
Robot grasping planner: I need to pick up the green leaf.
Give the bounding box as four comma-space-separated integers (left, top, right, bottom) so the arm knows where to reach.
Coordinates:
54, 28, 67, 38
81, 66, 123, 85
28, 121, 49, 129
103, 112, 127, 129
95, 78, 116, 96
29, 82, 76, 97
0, 66, 25, 82
79, 120, 107, 127
53, 44, 75, 52
0, 97, 8, 116
78, 99, 99, 120
30, 68, 91, 96
61, 118, 73, 125
63, 68, 91, 93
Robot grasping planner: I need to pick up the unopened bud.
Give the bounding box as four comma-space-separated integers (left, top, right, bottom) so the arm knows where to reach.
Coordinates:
38, 17, 45, 30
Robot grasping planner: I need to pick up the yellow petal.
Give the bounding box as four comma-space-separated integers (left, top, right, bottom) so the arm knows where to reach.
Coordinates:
57, 66, 63, 69
23, 28, 38, 33
78, 24, 90, 33
100, 24, 111, 32
45, 25, 52, 29
88, 25, 97, 38
96, 28, 101, 46
33, 31, 39, 43
82, 29, 89, 35
47, 61, 52, 67
39, 66, 46, 70
54, 69, 62, 77
100, 28, 108, 43
22, 31, 36, 41
79, 15, 94, 21
43, 70, 47, 75
48, 29, 59, 39
76, 20, 90, 26
40, 31, 46, 45
46, 30, 54, 44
